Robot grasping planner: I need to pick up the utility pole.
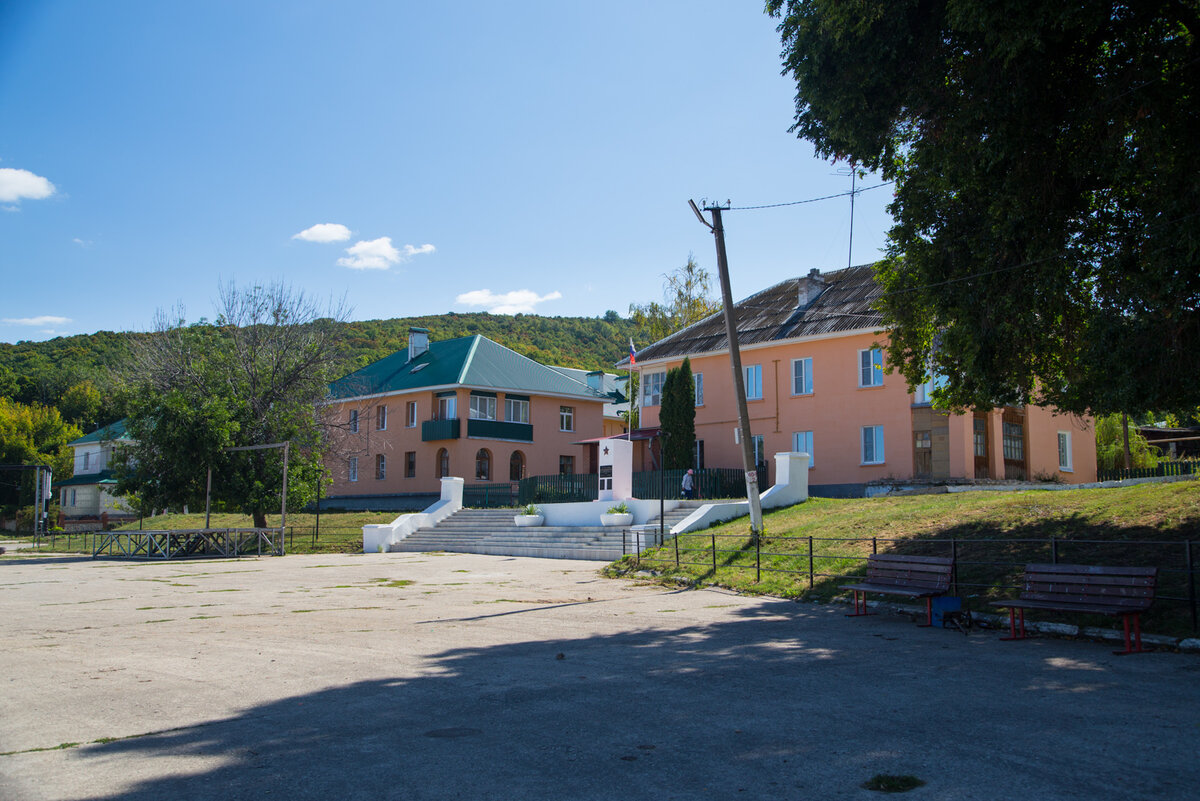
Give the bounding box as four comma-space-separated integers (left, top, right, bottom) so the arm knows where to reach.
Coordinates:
689, 199, 763, 537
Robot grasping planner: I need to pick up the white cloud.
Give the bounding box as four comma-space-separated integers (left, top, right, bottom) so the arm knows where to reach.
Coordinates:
72, 237, 92, 248
338, 237, 401, 270
402, 243, 436, 258
336, 237, 435, 270
455, 289, 563, 315
3, 315, 72, 326
293, 223, 351, 243
0, 168, 56, 204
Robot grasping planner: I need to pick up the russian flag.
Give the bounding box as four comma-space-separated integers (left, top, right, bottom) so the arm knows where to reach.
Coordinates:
628, 338, 636, 366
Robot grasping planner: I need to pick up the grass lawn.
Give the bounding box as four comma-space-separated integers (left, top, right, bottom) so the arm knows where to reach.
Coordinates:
606, 480, 1200, 638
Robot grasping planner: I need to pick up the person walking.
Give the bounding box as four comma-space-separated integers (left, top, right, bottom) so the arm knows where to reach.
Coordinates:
681, 468, 695, 500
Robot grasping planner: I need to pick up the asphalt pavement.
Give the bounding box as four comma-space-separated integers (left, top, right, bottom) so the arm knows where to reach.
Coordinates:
1, 550, 1197, 800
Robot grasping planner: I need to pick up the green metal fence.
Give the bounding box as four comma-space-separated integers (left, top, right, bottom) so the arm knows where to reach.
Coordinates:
1097, 460, 1198, 482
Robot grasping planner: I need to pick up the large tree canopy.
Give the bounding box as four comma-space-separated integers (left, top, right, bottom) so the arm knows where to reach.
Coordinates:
115, 283, 346, 526
769, 0, 1200, 415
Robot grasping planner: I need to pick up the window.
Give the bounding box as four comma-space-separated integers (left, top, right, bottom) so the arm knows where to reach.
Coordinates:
437, 395, 457, 420
504, 397, 530, 424
1003, 422, 1024, 461
861, 425, 885, 464
509, 451, 526, 481
406, 401, 417, 428
973, 419, 987, 457
559, 455, 575, 475
436, 448, 450, 478
475, 449, 491, 481
914, 431, 932, 476
859, 349, 883, 387
1057, 431, 1073, 472
83, 452, 90, 470
559, 406, 574, 432
469, 395, 497, 420
792, 431, 814, 467
375, 454, 386, 480
642, 372, 665, 406
745, 364, 763, 400
694, 373, 704, 406
377, 405, 387, 431
405, 451, 416, 478
348, 456, 358, 482
349, 409, 359, 433
695, 440, 705, 469
751, 434, 765, 465
70, 489, 77, 506
791, 358, 813, 395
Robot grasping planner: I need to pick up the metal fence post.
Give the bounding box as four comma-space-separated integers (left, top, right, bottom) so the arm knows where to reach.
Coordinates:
951, 538, 959, 595
712, 529, 717, 574
872, 536, 878, 555
756, 530, 761, 583
1051, 536, 1058, 564
808, 535, 814, 589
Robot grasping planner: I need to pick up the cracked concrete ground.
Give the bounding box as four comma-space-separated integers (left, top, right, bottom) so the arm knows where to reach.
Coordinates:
1, 550, 1198, 801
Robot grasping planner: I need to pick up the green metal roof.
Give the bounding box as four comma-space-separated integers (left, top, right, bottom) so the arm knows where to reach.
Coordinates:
67, 419, 130, 447
328, 335, 608, 401
55, 470, 118, 487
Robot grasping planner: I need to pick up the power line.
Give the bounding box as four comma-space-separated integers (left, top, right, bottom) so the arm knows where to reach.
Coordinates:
727, 181, 893, 211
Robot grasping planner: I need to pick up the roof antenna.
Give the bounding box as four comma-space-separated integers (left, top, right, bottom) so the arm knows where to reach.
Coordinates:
833, 164, 859, 269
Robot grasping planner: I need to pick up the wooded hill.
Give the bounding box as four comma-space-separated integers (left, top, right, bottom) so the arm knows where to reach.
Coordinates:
0, 312, 639, 426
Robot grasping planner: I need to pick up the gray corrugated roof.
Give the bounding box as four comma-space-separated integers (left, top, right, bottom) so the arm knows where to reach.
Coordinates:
628, 264, 883, 364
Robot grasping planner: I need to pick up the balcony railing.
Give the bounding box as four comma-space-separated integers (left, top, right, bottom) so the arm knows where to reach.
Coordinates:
466, 419, 534, 442
421, 418, 461, 441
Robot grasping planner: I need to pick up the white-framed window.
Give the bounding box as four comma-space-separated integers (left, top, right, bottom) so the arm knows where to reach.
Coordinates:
694, 373, 704, 406
375, 454, 386, 480
469, 395, 497, 420
377, 405, 387, 431
792, 431, 814, 467
70, 489, 77, 506
861, 425, 885, 464
349, 409, 359, 433
791, 358, 813, 395
405, 401, 417, 428
751, 435, 765, 465
695, 439, 705, 469
643, 372, 665, 406
745, 364, 763, 400
914, 372, 947, 404
437, 395, 457, 420
1057, 431, 1073, 472
559, 406, 575, 432
859, 348, 884, 387
348, 456, 358, 482
83, 452, 90, 470
504, 397, 530, 424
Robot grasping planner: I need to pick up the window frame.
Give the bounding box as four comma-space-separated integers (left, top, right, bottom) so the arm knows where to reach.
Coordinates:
859, 348, 884, 388
377, 405, 387, 431
791, 357, 813, 396
745, 364, 763, 400
469, 394, 497, 421
348, 456, 358, 482
694, 373, 704, 406
861, 425, 885, 465
504, 397, 530, 424
349, 409, 359, 433
405, 451, 416, 479
559, 405, 575, 432
1057, 431, 1073, 472
642, 372, 665, 406
405, 401, 417, 428
559, 455, 575, 475
792, 431, 814, 467
375, 453, 386, 480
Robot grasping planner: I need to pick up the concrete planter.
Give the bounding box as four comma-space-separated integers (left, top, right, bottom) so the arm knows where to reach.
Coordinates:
600, 513, 634, 527
513, 514, 544, 527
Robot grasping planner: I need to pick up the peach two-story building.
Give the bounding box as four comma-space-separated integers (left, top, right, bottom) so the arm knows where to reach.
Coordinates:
629, 265, 1096, 497
323, 329, 620, 509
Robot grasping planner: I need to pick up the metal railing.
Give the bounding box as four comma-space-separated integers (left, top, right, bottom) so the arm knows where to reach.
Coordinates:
627, 532, 1199, 632
1097, 461, 1198, 481
92, 528, 284, 558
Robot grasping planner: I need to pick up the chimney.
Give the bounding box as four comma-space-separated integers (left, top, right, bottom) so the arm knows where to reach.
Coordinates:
586, 370, 604, 392
798, 268, 826, 308
408, 327, 430, 361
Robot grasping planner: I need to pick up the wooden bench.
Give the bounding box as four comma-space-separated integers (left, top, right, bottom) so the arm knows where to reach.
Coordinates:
841, 553, 955, 627
989, 563, 1158, 655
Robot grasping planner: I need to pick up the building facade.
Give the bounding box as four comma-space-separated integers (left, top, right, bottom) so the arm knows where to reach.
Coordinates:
323, 329, 619, 508
630, 266, 1096, 496
58, 419, 136, 525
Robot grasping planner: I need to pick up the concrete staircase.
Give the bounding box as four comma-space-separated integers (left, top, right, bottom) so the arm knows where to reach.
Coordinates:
391, 501, 708, 561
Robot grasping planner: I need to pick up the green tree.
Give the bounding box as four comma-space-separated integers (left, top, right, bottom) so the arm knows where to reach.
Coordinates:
768, 1, 1200, 416
59, 381, 103, 431
115, 283, 347, 527
629, 255, 721, 345
659, 358, 696, 470
0, 397, 81, 508
1095, 414, 1160, 471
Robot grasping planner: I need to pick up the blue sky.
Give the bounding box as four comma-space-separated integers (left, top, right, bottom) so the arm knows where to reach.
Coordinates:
0, 1, 894, 344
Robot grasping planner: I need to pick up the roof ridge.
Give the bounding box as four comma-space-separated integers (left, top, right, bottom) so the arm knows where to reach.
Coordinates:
457, 335, 483, 385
